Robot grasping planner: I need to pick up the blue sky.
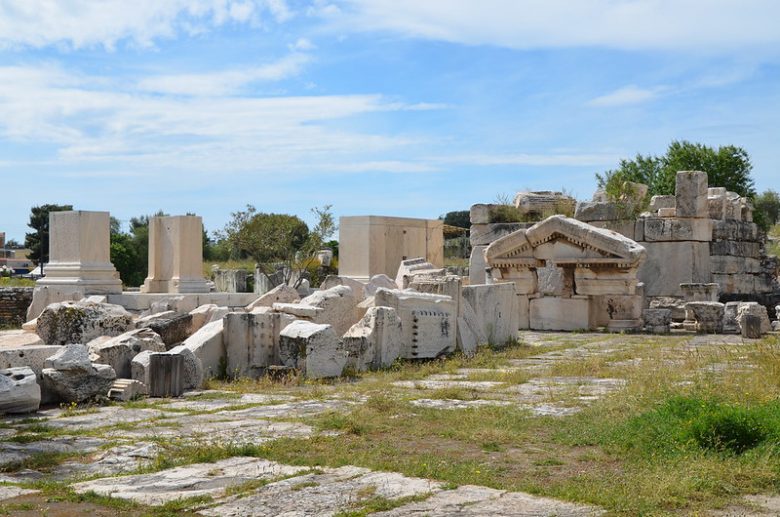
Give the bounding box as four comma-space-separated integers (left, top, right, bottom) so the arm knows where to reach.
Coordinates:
1, 0, 779, 242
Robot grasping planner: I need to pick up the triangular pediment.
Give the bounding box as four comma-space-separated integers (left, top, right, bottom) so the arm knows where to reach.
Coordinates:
485, 215, 646, 268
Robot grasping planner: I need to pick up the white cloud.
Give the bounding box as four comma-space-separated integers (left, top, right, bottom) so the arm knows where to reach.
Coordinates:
0, 64, 434, 175
329, 0, 780, 52
136, 53, 311, 96
289, 38, 316, 51
587, 85, 664, 107
433, 152, 621, 167
0, 0, 293, 50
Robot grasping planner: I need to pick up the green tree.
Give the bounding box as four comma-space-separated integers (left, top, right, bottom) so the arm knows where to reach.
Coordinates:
441, 210, 471, 229
24, 204, 73, 265
754, 189, 780, 231
597, 140, 755, 200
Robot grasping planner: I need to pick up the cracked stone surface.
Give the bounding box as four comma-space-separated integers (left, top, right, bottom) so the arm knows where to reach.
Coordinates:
72, 457, 309, 505
54, 442, 162, 477
0, 485, 38, 501
0, 436, 106, 468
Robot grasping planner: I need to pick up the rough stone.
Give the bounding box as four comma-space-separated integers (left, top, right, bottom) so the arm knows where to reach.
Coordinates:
514, 191, 576, 218
88, 328, 166, 378
723, 301, 741, 334
131, 350, 153, 386
365, 274, 397, 297
642, 308, 672, 334
685, 302, 725, 334
742, 315, 763, 339
649, 195, 676, 213
299, 285, 360, 336
279, 321, 347, 378
0, 367, 40, 414
470, 223, 525, 247
680, 283, 720, 303
245, 284, 300, 311
736, 302, 771, 335
36, 300, 134, 346
224, 311, 294, 378
165, 345, 204, 389
537, 265, 565, 296
342, 306, 402, 371
642, 217, 712, 242
374, 288, 457, 359
675, 170, 708, 218
638, 242, 711, 297
42, 344, 116, 402
574, 201, 621, 222
711, 220, 759, 241
320, 275, 367, 302
468, 245, 488, 286
461, 283, 519, 346
395, 257, 438, 289
470, 203, 493, 224
189, 304, 230, 334
181, 319, 225, 380
140, 313, 193, 348
148, 353, 184, 397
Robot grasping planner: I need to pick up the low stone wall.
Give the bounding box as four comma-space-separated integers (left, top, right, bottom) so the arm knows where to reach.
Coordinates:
0, 287, 33, 327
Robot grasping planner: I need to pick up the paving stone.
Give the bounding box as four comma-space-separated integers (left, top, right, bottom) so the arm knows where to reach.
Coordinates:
410, 399, 513, 410
201, 466, 443, 517
0, 485, 38, 501
0, 436, 106, 468
72, 457, 309, 505
54, 442, 161, 477
44, 407, 176, 431
157, 392, 294, 412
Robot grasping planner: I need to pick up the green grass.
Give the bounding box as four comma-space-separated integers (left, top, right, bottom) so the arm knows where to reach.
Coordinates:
0, 277, 35, 287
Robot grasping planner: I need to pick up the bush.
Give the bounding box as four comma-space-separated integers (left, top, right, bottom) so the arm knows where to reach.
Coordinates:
688, 405, 767, 454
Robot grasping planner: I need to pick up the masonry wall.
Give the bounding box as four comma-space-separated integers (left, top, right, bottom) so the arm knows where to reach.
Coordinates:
0, 287, 33, 327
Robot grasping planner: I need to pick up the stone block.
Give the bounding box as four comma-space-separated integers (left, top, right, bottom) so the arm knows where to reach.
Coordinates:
742, 315, 763, 339
648, 297, 687, 321
587, 219, 636, 240
189, 304, 229, 334
711, 256, 762, 274
374, 288, 457, 359
224, 311, 294, 378
709, 240, 761, 258
342, 306, 403, 371
642, 217, 712, 242
470, 223, 526, 247
711, 220, 759, 241
712, 273, 756, 295
470, 204, 492, 224
181, 319, 225, 380
574, 202, 620, 222
213, 269, 248, 293
574, 267, 638, 296
131, 351, 153, 386
736, 302, 771, 335
365, 274, 397, 297
0, 367, 40, 414
685, 302, 724, 333
461, 283, 519, 347
723, 302, 741, 334
140, 313, 193, 348
164, 345, 204, 390
142, 215, 210, 294
679, 283, 719, 303
649, 195, 676, 213
36, 301, 134, 346
409, 274, 462, 315
468, 246, 488, 286
107, 379, 148, 401
657, 208, 676, 217
278, 321, 347, 379
529, 297, 590, 331
514, 191, 576, 218
42, 344, 116, 403
272, 303, 323, 320
642, 308, 671, 334
638, 242, 711, 297
518, 295, 530, 330
300, 286, 360, 336
245, 284, 300, 311
591, 295, 643, 327
675, 171, 708, 218
320, 275, 367, 302
88, 328, 166, 378
536, 266, 565, 296
148, 353, 184, 397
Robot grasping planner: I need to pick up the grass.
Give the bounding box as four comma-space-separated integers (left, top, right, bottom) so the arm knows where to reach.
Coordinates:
0, 277, 35, 287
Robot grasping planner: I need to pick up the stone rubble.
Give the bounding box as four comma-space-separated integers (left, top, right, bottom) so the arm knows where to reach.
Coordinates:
0, 367, 40, 414
41, 344, 116, 403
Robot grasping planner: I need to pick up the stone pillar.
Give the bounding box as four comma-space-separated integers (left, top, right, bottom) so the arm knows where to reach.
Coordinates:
36, 211, 122, 294
141, 215, 210, 294
675, 171, 708, 218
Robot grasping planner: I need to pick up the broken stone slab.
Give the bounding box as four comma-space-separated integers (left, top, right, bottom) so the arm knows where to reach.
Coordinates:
71, 457, 309, 506
468, 245, 488, 286
42, 344, 116, 403
342, 306, 403, 371
514, 191, 577, 218
470, 203, 493, 224
0, 367, 40, 414
649, 195, 676, 213
642, 308, 671, 334
181, 319, 225, 380
723, 301, 741, 334
685, 302, 725, 334
742, 315, 763, 339
365, 274, 397, 297
36, 300, 134, 346
461, 283, 519, 347
131, 350, 153, 386
680, 283, 720, 302
272, 303, 323, 320
201, 465, 444, 517
573, 201, 621, 222
395, 257, 440, 289
736, 302, 771, 335
300, 285, 360, 336
189, 304, 230, 334
409, 274, 462, 314
0, 339, 61, 401
642, 217, 712, 242
139, 312, 193, 348
374, 288, 457, 359
245, 284, 300, 311
278, 321, 347, 379
224, 311, 294, 378
107, 378, 148, 401
675, 170, 708, 218
319, 275, 367, 302
87, 328, 166, 378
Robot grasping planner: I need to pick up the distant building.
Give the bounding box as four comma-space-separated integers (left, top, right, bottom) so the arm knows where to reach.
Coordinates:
0, 232, 33, 274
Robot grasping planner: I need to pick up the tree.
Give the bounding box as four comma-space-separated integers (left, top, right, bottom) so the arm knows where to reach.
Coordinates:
4, 239, 21, 249
24, 204, 73, 265
441, 210, 470, 229
109, 210, 167, 287
597, 140, 755, 200
754, 189, 780, 231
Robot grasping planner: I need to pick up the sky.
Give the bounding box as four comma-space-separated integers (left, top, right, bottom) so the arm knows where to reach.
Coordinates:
1, 0, 779, 242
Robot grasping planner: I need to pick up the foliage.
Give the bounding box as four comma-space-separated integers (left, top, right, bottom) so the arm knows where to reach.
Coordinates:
3, 238, 22, 249
109, 210, 167, 287
602, 178, 649, 219
597, 140, 756, 200
24, 203, 73, 265
218, 205, 337, 287
441, 210, 470, 229
754, 189, 780, 232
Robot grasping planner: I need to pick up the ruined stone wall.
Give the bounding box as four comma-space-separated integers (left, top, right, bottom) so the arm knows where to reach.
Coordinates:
0, 287, 33, 327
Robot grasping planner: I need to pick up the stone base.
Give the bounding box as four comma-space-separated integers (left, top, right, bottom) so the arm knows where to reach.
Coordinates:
529, 297, 590, 331
141, 278, 210, 294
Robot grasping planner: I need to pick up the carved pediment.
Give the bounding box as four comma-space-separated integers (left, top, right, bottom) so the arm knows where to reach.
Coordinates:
485, 215, 646, 268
